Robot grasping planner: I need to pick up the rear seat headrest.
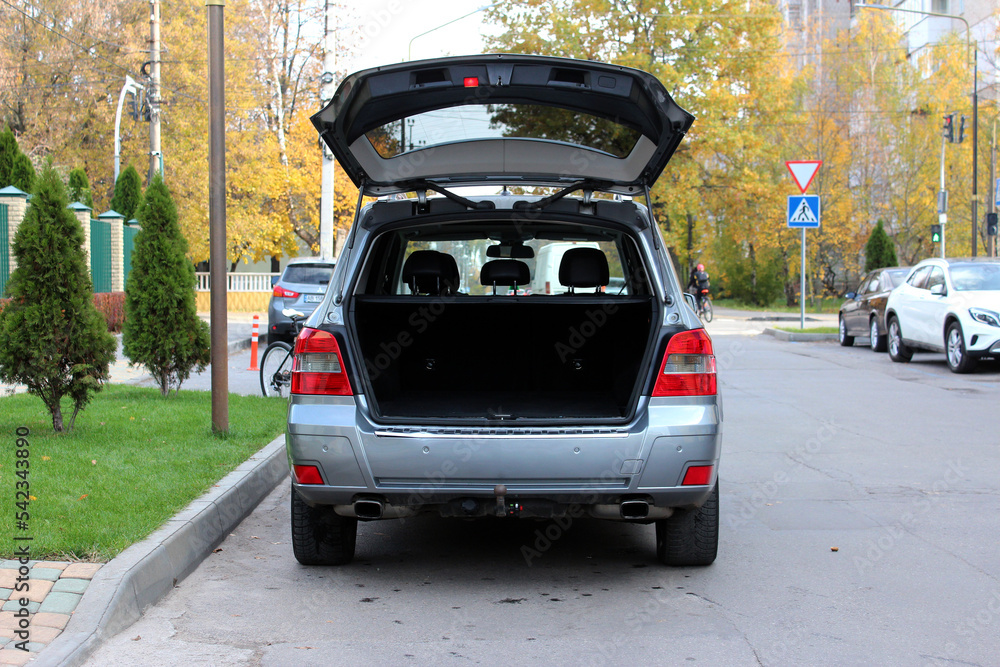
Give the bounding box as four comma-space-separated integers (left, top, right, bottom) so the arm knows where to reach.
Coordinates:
480, 259, 530, 288
559, 247, 609, 288
402, 250, 460, 295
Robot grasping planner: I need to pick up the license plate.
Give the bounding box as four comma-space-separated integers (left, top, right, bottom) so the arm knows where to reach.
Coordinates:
304, 294, 323, 303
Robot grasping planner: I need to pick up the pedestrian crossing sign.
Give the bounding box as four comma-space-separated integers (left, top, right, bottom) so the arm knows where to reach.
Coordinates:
787, 195, 820, 228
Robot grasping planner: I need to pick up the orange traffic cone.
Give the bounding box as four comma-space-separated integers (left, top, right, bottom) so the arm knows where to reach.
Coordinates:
248, 315, 260, 371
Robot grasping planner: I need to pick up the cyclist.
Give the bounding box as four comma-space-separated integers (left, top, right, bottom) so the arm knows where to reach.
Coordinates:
687, 263, 711, 314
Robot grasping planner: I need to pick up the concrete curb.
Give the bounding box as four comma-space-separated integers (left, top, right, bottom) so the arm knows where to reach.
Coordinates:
33, 435, 290, 667
763, 327, 839, 342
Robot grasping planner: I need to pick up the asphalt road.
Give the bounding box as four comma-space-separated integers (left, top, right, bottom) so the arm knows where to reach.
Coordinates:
85, 333, 1000, 666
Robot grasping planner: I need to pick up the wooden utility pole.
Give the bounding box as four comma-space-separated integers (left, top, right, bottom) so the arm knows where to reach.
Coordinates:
208, 0, 228, 433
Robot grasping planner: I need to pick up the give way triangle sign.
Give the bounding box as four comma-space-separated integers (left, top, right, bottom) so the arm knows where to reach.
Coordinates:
786, 160, 822, 193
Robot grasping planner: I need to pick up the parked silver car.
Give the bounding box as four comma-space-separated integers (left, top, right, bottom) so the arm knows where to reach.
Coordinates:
267, 257, 335, 343
286, 55, 721, 566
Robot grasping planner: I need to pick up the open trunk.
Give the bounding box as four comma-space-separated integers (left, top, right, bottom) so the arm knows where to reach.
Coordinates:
352, 296, 656, 423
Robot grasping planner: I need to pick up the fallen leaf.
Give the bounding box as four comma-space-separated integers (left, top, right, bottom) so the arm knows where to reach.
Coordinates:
251, 535, 259, 539
132, 635, 141, 641
78, 494, 88, 501
213, 547, 223, 553
830, 547, 839, 552
29, 495, 37, 501
91, 460, 97, 465
42, 456, 51, 461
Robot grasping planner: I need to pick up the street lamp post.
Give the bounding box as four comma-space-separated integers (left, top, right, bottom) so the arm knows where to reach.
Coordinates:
856, 3, 979, 257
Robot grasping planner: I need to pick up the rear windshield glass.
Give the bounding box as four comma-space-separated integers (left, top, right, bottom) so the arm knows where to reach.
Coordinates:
885, 269, 909, 288
355, 221, 650, 297
282, 265, 334, 285
366, 104, 642, 159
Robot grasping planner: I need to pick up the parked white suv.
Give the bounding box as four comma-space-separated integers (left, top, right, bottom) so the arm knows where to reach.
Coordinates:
884, 258, 1000, 373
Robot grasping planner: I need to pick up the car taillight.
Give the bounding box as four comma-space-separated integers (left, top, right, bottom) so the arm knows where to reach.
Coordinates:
273, 285, 300, 299
652, 329, 717, 396
291, 328, 353, 395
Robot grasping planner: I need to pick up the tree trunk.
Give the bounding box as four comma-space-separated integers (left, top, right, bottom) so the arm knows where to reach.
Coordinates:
69, 401, 82, 431
51, 404, 64, 433
781, 247, 796, 307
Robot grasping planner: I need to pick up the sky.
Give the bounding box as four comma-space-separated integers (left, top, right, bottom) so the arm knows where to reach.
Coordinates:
340, 0, 501, 73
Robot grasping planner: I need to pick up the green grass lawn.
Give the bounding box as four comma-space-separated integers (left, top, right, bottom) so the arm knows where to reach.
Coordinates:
713, 297, 842, 314
1, 385, 287, 562
775, 326, 839, 334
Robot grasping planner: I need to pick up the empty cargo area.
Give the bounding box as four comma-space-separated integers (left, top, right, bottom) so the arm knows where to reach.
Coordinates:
351, 297, 655, 422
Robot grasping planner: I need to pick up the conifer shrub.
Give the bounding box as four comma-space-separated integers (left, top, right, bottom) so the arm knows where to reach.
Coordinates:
0, 126, 36, 192
864, 220, 899, 271
110, 164, 143, 221
0, 164, 116, 432
123, 174, 210, 395
68, 167, 95, 209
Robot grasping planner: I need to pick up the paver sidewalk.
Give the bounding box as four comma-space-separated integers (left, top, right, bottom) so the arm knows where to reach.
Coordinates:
0, 561, 102, 665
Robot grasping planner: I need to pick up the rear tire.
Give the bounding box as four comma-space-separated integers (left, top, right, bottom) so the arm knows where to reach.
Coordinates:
945, 322, 976, 373
887, 316, 912, 362
869, 317, 887, 352
701, 298, 713, 323
655, 482, 719, 566
291, 485, 357, 565
838, 316, 854, 347
260, 341, 293, 397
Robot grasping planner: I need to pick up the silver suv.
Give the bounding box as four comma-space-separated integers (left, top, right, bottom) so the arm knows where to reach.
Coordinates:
286, 55, 722, 566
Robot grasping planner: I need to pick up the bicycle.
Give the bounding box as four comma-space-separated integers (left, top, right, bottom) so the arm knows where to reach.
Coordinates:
259, 309, 306, 397
696, 289, 713, 323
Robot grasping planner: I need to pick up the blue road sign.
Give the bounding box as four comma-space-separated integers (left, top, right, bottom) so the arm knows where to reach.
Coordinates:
788, 195, 820, 228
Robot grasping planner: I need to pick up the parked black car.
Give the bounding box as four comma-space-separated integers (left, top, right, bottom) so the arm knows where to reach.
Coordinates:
838, 266, 910, 351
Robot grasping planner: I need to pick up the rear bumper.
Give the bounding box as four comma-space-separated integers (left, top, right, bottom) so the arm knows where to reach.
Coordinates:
286, 394, 722, 515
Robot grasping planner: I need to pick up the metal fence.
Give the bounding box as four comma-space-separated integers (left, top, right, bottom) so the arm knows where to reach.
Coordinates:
90, 218, 112, 293
194, 272, 278, 292
123, 223, 139, 287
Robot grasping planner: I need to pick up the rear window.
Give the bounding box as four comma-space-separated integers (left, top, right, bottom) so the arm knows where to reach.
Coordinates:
282, 264, 334, 285
358, 221, 647, 297
885, 269, 909, 288
366, 104, 642, 159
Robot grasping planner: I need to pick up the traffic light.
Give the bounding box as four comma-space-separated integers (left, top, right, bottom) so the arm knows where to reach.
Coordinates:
958, 115, 966, 143
127, 96, 138, 120
942, 114, 954, 142
987, 213, 999, 236
931, 224, 942, 243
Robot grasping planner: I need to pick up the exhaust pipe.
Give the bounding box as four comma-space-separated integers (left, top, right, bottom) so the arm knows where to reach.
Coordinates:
353, 499, 383, 520
620, 500, 650, 520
